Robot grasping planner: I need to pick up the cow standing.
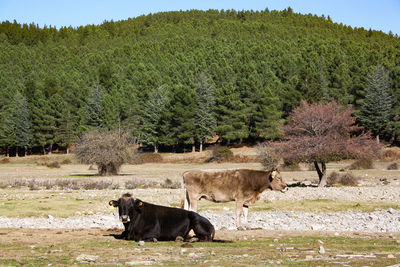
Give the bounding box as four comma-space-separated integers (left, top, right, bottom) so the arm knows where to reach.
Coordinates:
109, 193, 215, 242
183, 168, 287, 230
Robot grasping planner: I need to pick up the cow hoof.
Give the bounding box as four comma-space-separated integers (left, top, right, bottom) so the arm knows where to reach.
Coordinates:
175, 236, 184, 242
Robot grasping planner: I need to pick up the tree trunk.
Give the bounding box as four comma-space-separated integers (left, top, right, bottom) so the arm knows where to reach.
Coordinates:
48, 143, 53, 155
98, 163, 119, 176
192, 144, 195, 153
314, 161, 327, 187
376, 135, 380, 144
154, 144, 158, 153
199, 141, 203, 153
6, 146, 9, 157
66, 144, 70, 154
42, 146, 46, 155
389, 132, 396, 146
16, 147, 19, 157
24, 146, 27, 157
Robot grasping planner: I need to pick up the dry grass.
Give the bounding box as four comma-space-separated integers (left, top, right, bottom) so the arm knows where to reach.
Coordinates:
347, 158, 374, 170
0, 228, 399, 267
387, 162, 398, 170
382, 147, 400, 161
327, 172, 360, 186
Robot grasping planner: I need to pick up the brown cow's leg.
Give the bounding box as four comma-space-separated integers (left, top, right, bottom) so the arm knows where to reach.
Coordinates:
236, 201, 244, 230
188, 194, 198, 211
243, 205, 250, 230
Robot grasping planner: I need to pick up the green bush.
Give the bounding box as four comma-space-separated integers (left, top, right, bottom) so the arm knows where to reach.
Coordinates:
212, 145, 233, 162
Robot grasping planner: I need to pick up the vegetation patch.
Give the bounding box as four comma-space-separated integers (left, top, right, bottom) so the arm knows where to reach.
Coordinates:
211, 145, 234, 162
327, 171, 360, 186
347, 158, 374, 170
0, 229, 399, 266
387, 162, 398, 170
196, 199, 400, 213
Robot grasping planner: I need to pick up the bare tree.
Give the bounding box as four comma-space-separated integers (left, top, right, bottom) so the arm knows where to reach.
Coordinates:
75, 130, 136, 176
270, 100, 379, 187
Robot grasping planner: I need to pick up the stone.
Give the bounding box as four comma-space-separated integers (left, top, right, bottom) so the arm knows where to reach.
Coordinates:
138, 241, 145, 246
319, 246, 325, 254
76, 254, 98, 262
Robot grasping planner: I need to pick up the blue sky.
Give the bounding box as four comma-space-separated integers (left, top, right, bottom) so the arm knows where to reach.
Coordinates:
0, 0, 399, 35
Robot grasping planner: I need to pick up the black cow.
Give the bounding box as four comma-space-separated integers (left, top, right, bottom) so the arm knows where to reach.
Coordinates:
109, 193, 215, 242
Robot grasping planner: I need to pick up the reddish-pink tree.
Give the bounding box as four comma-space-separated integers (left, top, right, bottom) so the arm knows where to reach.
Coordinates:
274, 100, 379, 187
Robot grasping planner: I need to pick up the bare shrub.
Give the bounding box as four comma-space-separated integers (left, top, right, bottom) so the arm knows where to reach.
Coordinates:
161, 178, 181, 189
138, 153, 163, 163
0, 158, 11, 164
256, 142, 280, 169
75, 130, 136, 176
46, 161, 61, 168
211, 145, 233, 162
62, 158, 72, 164
28, 179, 39, 190
387, 162, 398, 170
347, 158, 374, 170
327, 171, 359, 186
280, 161, 301, 171
82, 180, 113, 190
125, 178, 158, 189
382, 149, 400, 161
339, 173, 359, 186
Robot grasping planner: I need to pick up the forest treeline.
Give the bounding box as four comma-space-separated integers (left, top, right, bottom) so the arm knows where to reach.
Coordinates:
0, 8, 399, 155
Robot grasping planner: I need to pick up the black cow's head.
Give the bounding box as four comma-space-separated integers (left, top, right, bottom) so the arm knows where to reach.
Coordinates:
109, 194, 145, 223
109, 193, 135, 223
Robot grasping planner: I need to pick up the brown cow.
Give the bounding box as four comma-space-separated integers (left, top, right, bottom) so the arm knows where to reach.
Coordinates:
183, 168, 287, 230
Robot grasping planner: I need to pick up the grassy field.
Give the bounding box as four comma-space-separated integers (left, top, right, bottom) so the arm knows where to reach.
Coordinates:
0, 228, 399, 266
0, 152, 399, 266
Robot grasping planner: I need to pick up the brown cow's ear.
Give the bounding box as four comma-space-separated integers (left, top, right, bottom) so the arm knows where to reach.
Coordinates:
109, 200, 118, 207
271, 170, 277, 178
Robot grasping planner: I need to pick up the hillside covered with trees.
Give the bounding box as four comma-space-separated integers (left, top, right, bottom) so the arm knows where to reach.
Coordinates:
0, 8, 399, 154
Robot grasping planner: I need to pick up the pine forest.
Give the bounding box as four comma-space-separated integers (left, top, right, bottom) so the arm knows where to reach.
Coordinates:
1, 8, 400, 154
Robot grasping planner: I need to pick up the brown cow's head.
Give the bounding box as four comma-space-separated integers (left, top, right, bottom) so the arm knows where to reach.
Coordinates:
268, 169, 287, 192
109, 193, 135, 223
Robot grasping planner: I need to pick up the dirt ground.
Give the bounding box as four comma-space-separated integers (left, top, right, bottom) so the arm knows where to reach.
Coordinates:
1, 228, 399, 266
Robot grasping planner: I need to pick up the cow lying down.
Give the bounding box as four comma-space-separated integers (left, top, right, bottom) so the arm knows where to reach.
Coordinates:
109, 193, 215, 242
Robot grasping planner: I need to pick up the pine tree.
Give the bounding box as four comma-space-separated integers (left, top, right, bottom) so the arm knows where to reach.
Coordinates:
358, 66, 393, 143
80, 85, 105, 132
57, 108, 77, 154
139, 85, 168, 153
48, 93, 65, 154
12, 91, 32, 156
389, 66, 400, 143
195, 73, 216, 152
165, 83, 197, 151
30, 90, 54, 154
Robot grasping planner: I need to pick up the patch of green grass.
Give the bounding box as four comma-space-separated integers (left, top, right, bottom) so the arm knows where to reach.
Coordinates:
1, 233, 399, 266
0, 195, 110, 218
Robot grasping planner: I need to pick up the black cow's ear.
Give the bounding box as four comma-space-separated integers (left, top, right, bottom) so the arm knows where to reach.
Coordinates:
134, 200, 144, 212
109, 200, 119, 207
